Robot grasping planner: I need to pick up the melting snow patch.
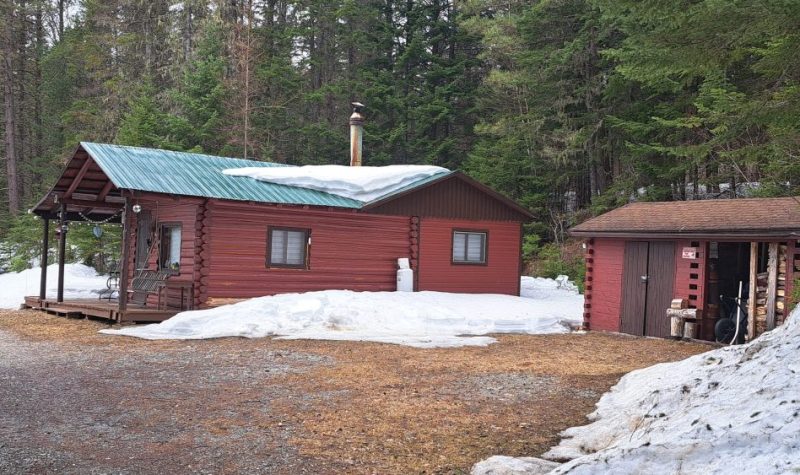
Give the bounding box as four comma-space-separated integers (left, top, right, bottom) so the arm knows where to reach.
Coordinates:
101, 277, 584, 348
222, 164, 448, 202
473, 305, 800, 475
471, 456, 559, 475
0, 264, 109, 309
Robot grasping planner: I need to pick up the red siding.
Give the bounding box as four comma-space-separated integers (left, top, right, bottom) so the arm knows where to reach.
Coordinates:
673, 239, 707, 311
205, 201, 411, 298
787, 240, 797, 310
417, 218, 521, 295
585, 238, 625, 332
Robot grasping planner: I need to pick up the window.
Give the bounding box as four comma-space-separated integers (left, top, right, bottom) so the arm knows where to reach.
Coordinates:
268, 227, 310, 268
159, 224, 182, 273
452, 230, 487, 264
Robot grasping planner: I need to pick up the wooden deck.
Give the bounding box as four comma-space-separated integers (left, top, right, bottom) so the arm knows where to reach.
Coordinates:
23, 296, 179, 323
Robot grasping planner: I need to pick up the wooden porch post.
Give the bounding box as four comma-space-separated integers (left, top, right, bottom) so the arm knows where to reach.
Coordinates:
39, 218, 50, 300
119, 198, 132, 312
56, 202, 67, 302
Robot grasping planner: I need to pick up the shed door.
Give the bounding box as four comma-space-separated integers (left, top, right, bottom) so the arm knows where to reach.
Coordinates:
621, 242, 649, 335
620, 241, 676, 337
644, 242, 676, 338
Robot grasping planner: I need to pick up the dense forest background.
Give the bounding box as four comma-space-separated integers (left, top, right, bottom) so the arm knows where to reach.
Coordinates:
1, 0, 799, 274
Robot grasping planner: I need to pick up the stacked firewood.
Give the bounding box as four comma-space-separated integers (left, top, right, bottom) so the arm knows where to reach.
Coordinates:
777, 244, 787, 326
754, 244, 788, 334
755, 272, 768, 335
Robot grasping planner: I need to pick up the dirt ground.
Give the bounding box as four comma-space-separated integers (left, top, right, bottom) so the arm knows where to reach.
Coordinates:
0, 310, 709, 474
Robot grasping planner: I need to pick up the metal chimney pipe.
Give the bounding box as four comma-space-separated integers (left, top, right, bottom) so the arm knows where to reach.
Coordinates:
349, 102, 365, 167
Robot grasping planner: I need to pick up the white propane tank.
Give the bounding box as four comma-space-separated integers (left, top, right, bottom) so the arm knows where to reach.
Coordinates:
396, 258, 414, 292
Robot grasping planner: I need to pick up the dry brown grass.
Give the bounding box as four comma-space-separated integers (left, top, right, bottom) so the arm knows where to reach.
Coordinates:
0, 310, 709, 474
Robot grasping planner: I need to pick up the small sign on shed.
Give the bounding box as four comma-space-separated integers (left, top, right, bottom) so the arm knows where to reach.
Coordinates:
682, 247, 698, 259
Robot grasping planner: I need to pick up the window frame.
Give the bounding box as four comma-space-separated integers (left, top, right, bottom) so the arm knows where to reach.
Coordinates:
266, 226, 311, 270
158, 222, 182, 275
451, 229, 489, 266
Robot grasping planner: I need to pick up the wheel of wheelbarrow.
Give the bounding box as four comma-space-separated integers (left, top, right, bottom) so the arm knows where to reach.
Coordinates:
715, 318, 736, 344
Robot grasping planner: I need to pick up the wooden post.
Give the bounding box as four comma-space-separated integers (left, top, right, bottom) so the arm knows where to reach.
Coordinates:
56, 202, 67, 302
119, 198, 132, 312
766, 242, 778, 331
39, 218, 50, 300
748, 242, 757, 341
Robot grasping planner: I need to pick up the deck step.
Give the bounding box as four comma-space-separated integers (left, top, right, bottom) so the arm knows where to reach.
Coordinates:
44, 306, 84, 316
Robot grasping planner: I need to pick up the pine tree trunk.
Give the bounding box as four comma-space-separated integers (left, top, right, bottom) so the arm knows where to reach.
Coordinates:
3, 4, 21, 215
15, 0, 27, 201
32, 1, 43, 191
58, 0, 64, 40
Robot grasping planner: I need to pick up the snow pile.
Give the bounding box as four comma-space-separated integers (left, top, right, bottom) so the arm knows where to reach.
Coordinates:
520, 275, 579, 298
0, 264, 110, 309
101, 278, 584, 348
544, 305, 800, 474
472, 456, 558, 475
222, 164, 448, 202
473, 305, 800, 474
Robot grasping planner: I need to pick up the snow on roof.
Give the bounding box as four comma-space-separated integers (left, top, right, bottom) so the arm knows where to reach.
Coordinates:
222, 164, 451, 203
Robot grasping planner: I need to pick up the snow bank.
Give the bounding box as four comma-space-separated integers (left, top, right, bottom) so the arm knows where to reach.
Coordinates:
222, 164, 448, 202
101, 278, 584, 348
473, 305, 800, 474
544, 305, 800, 474
0, 264, 110, 309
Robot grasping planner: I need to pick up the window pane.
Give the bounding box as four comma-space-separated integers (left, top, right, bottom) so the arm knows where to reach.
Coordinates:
466, 233, 484, 262
270, 229, 307, 267
169, 226, 182, 265
285, 231, 305, 265
271, 230, 287, 263
453, 233, 466, 261
453, 231, 486, 263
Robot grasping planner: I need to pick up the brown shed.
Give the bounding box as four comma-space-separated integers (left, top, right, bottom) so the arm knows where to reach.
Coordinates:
570, 197, 800, 342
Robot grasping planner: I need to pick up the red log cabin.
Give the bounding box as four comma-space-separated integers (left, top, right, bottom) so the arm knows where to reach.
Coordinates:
25, 141, 532, 322
570, 198, 800, 342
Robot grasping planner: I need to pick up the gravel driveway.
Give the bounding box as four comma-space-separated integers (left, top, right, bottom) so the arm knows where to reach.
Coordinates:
0, 310, 709, 474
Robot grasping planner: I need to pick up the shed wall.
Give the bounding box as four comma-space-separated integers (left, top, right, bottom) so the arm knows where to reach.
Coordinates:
585, 238, 624, 332
673, 239, 707, 310
417, 218, 521, 295
204, 201, 411, 299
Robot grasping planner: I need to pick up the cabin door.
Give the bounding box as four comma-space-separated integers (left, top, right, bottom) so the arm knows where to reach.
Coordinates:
620, 241, 676, 337
134, 210, 152, 270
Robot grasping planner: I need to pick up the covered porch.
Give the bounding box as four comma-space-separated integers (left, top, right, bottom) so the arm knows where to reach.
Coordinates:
28, 143, 191, 323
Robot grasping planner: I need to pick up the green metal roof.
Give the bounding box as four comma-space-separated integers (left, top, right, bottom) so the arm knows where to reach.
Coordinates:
81, 142, 364, 208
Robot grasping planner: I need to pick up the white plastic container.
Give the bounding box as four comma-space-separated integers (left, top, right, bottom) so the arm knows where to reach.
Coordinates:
396, 258, 414, 292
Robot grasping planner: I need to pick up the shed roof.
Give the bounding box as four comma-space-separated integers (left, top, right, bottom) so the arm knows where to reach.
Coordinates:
570, 197, 800, 239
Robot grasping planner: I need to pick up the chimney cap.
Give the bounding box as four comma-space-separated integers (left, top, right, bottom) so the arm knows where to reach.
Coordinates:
351, 101, 365, 113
